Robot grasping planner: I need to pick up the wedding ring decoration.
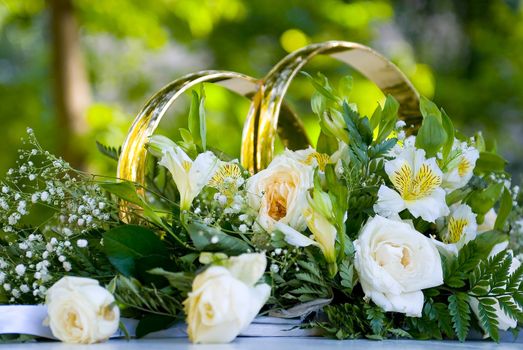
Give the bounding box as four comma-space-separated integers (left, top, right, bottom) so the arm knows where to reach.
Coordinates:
117, 41, 421, 213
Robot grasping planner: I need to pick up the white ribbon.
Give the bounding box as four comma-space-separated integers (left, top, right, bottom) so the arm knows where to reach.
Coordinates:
0, 305, 313, 339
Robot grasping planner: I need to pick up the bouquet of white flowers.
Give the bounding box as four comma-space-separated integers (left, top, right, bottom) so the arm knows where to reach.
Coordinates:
0, 41, 521, 345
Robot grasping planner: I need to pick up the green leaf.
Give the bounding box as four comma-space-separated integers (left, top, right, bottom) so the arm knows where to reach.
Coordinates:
103, 225, 168, 276
96, 141, 121, 161
419, 96, 442, 122
476, 298, 500, 342
188, 88, 207, 151
357, 117, 373, 145
440, 109, 454, 161
187, 220, 250, 255
369, 103, 381, 131
316, 131, 339, 155
365, 305, 385, 336
475, 152, 507, 173
415, 114, 447, 158
494, 187, 513, 230
368, 138, 397, 159
136, 314, 178, 338
467, 182, 504, 215
338, 75, 353, 100
339, 258, 356, 293
448, 292, 471, 342
434, 302, 454, 338
148, 267, 194, 295
101, 181, 144, 207
376, 95, 399, 143
311, 91, 327, 116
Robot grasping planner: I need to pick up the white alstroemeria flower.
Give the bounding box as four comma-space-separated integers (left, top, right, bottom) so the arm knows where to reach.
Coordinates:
283, 147, 331, 172
354, 216, 443, 317
148, 135, 219, 211
441, 140, 480, 192
433, 204, 477, 256
374, 145, 449, 223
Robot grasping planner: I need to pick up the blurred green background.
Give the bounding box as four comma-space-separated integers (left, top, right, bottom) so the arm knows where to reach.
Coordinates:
1, 0, 522, 180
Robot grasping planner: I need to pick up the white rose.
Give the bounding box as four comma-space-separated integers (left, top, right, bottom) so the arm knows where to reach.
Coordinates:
45, 276, 120, 344
354, 216, 444, 317
184, 253, 271, 343
247, 154, 313, 232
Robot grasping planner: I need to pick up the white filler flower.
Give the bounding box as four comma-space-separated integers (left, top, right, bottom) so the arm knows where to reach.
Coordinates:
148, 135, 219, 211
354, 216, 443, 317
45, 276, 119, 344
184, 253, 270, 344
374, 146, 449, 223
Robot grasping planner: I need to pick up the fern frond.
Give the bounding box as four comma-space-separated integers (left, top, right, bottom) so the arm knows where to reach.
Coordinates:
448, 292, 471, 342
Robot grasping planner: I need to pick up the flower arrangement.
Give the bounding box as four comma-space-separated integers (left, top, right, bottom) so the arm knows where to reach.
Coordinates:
0, 42, 522, 345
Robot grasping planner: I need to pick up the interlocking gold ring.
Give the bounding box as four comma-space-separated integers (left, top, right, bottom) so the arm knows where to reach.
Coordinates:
240, 41, 421, 173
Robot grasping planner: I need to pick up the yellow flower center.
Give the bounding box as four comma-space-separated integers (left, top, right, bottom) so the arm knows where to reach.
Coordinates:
208, 163, 243, 195
445, 217, 468, 243
266, 179, 292, 221
182, 160, 192, 172
457, 157, 471, 177
391, 163, 442, 201
304, 152, 330, 171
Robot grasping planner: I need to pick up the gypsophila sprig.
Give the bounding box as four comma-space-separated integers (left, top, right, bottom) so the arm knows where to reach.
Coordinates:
0, 129, 118, 304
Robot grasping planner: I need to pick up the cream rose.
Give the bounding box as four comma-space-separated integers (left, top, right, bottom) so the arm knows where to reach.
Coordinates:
45, 276, 119, 344
184, 253, 270, 343
354, 216, 444, 317
247, 154, 314, 232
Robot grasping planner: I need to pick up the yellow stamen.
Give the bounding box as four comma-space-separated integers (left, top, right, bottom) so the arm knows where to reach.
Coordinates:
391, 163, 442, 201
182, 160, 192, 172
457, 157, 471, 177
208, 163, 243, 195
304, 152, 331, 171
445, 217, 468, 243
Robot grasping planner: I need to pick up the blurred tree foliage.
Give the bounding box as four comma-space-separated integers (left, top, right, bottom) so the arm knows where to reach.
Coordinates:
0, 0, 522, 179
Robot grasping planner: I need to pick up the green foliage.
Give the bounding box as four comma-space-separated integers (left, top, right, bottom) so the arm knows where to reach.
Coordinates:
415, 97, 449, 158
148, 267, 194, 296
494, 188, 513, 231
188, 88, 207, 152
102, 225, 169, 277
339, 258, 357, 294
186, 220, 250, 255
475, 152, 507, 174
290, 260, 332, 303
448, 292, 471, 342
100, 181, 164, 227
96, 141, 121, 161
110, 275, 182, 337
467, 182, 504, 216
373, 95, 399, 144
313, 302, 411, 340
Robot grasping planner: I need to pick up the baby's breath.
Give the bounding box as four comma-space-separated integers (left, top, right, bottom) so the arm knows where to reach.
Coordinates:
0, 129, 117, 303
